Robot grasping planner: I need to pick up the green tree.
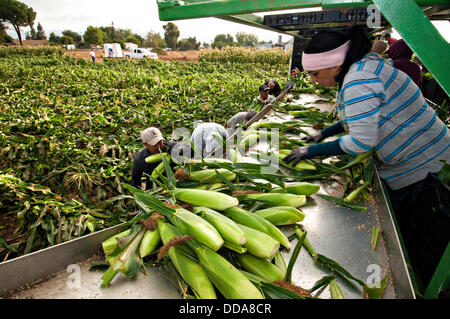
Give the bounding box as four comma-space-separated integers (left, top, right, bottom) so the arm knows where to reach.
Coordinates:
212, 34, 234, 49
84, 26, 104, 46
177, 37, 200, 51
0, 22, 13, 44
62, 30, 81, 44
35, 22, 46, 40
0, 0, 36, 45
143, 31, 165, 48
48, 32, 60, 44
125, 35, 140, 46
61, 35, 74, 45
236, 32, 258, 47
163, 22, 180, 49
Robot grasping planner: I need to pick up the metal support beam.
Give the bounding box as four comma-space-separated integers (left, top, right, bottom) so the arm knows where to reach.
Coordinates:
372, 0, 450, 97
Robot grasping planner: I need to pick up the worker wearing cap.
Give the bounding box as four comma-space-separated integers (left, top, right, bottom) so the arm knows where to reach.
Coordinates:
253, 84, 275, 107
131, 127, 178, 190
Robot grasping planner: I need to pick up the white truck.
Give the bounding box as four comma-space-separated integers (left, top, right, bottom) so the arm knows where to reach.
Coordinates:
123, 48, 158, 59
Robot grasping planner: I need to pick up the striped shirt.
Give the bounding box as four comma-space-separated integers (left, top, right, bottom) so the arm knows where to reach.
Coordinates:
336, 53, 450, 190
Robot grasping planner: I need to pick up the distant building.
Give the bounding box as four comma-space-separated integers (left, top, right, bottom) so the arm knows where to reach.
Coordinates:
255, 43, 272, 50
12, 40, 49, 46
66, 44, 76, 50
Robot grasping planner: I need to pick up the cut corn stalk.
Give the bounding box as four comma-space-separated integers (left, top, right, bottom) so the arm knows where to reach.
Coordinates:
330, 279, 345, 299
157, 219, 217, 299
254, 206, 305, 225
193, 206, 247, 247
295, 226, 317, 260
145, 153, 170, 164
101, 224, 146, 286
102, 229, 131, 256
188, 169, 236, 184
371, 227, 381, 251
242, 192, 306, 208
344, 181, 371, 203
274, 250, 287, 275
169, 188, 238, 211
139, 228, 161, 258
237, 223, 280, 260
185, 239, 264, 299
235, 253, 285, 282
285, 230, 306, 282
339, 151, 374, 171
172, 208, 224, 252
270, 182, 320, 196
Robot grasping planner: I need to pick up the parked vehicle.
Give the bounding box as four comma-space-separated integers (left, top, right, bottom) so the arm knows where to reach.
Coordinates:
123, 48, 158, 59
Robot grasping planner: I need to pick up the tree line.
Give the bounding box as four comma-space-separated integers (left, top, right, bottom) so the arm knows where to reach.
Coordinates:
0, 0, 272, 50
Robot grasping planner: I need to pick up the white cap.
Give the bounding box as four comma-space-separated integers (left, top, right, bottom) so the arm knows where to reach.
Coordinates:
140, 127, 163, 146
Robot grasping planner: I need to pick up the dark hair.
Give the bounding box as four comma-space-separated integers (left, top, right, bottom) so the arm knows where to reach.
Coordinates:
304, 26, 372, 88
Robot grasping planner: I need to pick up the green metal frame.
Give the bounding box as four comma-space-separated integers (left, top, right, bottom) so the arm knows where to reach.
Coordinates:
156, 0, 450, 97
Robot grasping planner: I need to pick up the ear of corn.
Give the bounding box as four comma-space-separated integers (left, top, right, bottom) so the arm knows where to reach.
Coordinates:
139, 229, 161, 258
169, 188, 239, 211
187, 242, 264, 299
223, 206, 269, 234
243, 192, 307, 208
228, 148, 242, 163
194, 183, 226, 191
151, 161, 167, 178
237, 223, 280, 260
145, 153, 170, 164
270, 182, 320, 196
189, 169, 236, 184
235, 253, 285, 282
192, 206, 247, 247
250, 213, 291, 249
157, 219, 217, 299
238, 133, 259, 149
276, 150, 317, 171
274, 250, 287, 275
172, 208, 224, 251
254, 206, 306, 225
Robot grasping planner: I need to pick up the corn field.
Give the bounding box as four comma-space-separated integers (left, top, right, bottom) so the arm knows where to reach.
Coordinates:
0, 52, 289, 260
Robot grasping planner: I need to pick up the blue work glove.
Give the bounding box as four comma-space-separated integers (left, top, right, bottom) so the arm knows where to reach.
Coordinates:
283, 147, 311, 166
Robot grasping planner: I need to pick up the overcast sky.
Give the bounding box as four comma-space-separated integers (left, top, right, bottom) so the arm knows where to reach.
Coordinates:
6, 0, 450, 43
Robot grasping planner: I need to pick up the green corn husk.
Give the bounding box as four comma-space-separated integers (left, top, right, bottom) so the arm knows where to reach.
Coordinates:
145, 153, 170, 164
223, 206, 290, 249
243, 192, 307, 208
295, 226, 318, 259
139, 228, 161, 258
330, 279, 345, 299
102, 229, 131, 256
277, 150, 317, 171
193, 206, 247, 247
194, 183, 226, 191
157, 219, 217, 299
238, 133, 259, 149
235, 253, 285, 282
169, 188, 239, 211
250, 213, 291, 249
254, 206, 306, 225
238, 224, 280, 260
274, 250, 287, 275
151, 161, 166, 178
187, 242, 264, 299
223, 206, 269, 234
101, 225, 146, 286
189, 169, 236, 184
228, 148, 242, 163
248, 121, 285, 130
172, 208, 224, 252
188, 158, 233, 165
270, 182, 320, 196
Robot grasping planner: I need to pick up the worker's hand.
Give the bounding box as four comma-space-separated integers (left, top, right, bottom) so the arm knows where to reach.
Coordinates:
283, 147, 310, 166
286, 82, 295, 90
302, 131, 324, 143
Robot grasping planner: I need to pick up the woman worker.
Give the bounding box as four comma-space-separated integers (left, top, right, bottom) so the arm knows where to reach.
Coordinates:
283, 27, 450, 285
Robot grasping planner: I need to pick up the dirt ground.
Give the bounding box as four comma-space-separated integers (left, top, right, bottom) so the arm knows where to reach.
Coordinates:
65, 49, 200, 62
